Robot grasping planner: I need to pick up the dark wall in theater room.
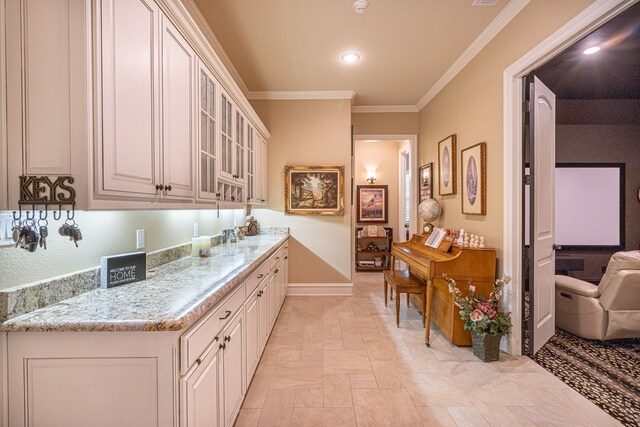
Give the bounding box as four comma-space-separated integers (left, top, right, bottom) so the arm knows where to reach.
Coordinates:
555, 99, 640, 282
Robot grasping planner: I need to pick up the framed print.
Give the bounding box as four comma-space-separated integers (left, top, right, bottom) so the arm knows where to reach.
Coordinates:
461, 142, 486, 215
438, 134, 457, 195
284, 165, 345, 215
356, 185, 388, 223
418, 162, 433, 202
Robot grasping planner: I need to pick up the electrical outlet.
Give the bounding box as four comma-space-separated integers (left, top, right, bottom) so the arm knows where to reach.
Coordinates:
193, 223, 199, 237
136, 229, 145, 249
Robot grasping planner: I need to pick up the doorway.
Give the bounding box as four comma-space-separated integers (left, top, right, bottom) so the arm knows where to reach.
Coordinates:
502, 0, 637, 356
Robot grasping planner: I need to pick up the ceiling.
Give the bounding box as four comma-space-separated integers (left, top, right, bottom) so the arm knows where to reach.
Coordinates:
193, 0, 510, 106
534, 2, 640, 99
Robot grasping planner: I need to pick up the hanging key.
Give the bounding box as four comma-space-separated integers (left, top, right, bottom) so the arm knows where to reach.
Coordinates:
15, 226, 28, 248
39, 225, 48, 250
11, 223, 22, 243
72, 226, 82, 248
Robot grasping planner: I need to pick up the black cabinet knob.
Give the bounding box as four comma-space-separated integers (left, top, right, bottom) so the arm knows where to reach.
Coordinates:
155, 184, 163, 191
164, 185, 172, 191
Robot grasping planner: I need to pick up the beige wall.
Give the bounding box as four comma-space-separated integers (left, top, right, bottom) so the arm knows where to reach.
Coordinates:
251, 99, 352, 284
354, 140, 400, 241
0, 209, 247, 289
352, 112, 419, 135
418, 0, 596, 263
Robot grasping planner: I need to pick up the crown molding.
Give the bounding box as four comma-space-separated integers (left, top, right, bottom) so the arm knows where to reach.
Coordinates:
247, 91, 356, 101
416, 0, 530, 111
351, 105, 419, 113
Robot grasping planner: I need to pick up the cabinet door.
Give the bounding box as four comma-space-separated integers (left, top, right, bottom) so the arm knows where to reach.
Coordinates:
268, 272, 278, 329
161, 17, 196, 198
219, 92, 234, 181
258, 280, 270, 351
198, 64, 218, 200
100, 0, 161, 196
182, 345, 222, 427
222, 310, 245, 427
233, 111, 246, 184
246, 124, 256, 203
244, 288, 260, 381
257, 136, 268, 205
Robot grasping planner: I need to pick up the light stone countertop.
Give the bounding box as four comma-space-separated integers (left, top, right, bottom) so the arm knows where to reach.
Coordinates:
1, 234, 288, 333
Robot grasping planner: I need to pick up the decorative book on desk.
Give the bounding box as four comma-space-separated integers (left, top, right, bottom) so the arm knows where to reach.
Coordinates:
355, 227, 393, 271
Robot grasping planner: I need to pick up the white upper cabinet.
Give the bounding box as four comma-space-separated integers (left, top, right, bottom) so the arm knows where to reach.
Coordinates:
99, 0, 161, 197
198, 64, 218, 201
233, 111, 246, 185
161, 16, 197, 199
219, 92, 234, 182
246, 124, 256, 204
4, 0, 90, 209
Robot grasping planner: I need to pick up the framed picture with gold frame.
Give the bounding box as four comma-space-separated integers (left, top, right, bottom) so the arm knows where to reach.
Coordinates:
461, 142, 486, 215
438, 134, 456, 196
284, 165, 345, 215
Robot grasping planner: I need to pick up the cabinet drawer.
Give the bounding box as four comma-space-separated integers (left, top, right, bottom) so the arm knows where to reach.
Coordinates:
180, 283, 245, 373
246, 261, 268, 295
268, 246, 285, 271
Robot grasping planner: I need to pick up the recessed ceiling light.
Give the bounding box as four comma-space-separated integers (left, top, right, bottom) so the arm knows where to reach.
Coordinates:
583, 46, 601, 55
341, 52, 360, 63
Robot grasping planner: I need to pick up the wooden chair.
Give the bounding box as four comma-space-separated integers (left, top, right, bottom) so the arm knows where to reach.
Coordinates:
383, 259, 426, 328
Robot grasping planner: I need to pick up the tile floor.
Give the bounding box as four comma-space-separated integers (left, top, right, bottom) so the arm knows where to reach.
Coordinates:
236, 273, 621, 426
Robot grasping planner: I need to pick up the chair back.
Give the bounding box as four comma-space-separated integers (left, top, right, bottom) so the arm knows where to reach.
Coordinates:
598, 251, 640, 294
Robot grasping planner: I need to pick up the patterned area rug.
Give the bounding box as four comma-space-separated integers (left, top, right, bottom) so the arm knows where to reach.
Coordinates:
530, 328, 640, 426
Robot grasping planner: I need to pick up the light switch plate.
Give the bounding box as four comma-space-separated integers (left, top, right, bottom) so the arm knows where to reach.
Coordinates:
136, 229, 145, 249
0, 213, 13, 247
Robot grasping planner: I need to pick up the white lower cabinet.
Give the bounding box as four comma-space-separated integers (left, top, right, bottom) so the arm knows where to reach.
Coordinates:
182, 343, 222, 427
222, 310, 245, 427
5, 241, 288, 427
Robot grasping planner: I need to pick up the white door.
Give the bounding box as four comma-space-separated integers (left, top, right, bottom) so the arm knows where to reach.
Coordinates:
161, 16, 196, 198
530, 76, 556, 354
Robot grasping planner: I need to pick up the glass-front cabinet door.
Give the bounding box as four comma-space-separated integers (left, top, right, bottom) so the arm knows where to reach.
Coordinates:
198, 64, 217, 200
246, 124, 255, 203
219, 91, 234, 181
234, 111, 246, 184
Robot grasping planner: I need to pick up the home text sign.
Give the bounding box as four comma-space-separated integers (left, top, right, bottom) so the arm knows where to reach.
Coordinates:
100, 252, 147, 289
19, 175, 76, 205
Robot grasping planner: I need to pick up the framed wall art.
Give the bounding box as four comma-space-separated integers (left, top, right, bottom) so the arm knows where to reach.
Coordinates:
418, 162, 433, 202
356, 185, 388, 223
284, 165, 345, 215
461, 142, 486, 215
438, 134, 457, 196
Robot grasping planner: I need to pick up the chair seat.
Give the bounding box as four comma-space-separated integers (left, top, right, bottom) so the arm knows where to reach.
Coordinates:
555, 275, 599, 298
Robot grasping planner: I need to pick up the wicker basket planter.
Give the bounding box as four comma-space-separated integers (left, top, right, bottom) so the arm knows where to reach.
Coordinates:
471, 331, 502, 362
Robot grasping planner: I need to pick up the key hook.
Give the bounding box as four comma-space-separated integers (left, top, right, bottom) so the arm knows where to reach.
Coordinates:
26, 209, 35, 221
66, 208, 75, 221
53, 205, 63, 221
12, 206, 22, 221
39, 206, 48, 221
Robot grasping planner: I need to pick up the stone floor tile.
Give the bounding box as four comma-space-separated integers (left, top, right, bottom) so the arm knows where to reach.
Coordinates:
447, 407, 492, 427
352, 388, 422, 426
370, 360, 403, 389
258, 389, 295, 427
270, 360, 324, 390
294, 388, 323, 408
415, 406, 457, 426
323, 373, 353, 407
323, 350, 373, 374
348, 373, 377, 389
290, 407, 356, 427
235, 408, 262, 427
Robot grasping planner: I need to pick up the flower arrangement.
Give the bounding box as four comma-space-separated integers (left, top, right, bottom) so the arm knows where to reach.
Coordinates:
445, 275, 513, 337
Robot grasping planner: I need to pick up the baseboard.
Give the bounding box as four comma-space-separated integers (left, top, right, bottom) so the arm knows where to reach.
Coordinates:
286, 283, 353, 296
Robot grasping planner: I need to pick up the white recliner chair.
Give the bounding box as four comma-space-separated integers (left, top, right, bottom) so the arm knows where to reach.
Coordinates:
555, 251, 640, 340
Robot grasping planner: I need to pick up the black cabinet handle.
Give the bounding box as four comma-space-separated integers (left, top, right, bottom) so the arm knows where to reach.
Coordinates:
285, 256, 288, 260
155, 184, 163, 191
219, 342, 226, 350
214, 336, 219, 341
219, 310, 232, 320
257, 274, 264, 279
224, 335, 231, 342
196, 358, 202, 365
275, 268, 279, 274
164, 185, 172, 191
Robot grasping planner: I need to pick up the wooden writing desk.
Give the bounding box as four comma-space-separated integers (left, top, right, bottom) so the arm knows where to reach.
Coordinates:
391, 234, 496, 346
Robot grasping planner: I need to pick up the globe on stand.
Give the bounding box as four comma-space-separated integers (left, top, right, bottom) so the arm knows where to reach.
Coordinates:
418, 199, 441, 234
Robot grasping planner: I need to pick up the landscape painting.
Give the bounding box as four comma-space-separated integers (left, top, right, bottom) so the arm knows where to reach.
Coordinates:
284, 165, 345, 215
356, 185, 388, 223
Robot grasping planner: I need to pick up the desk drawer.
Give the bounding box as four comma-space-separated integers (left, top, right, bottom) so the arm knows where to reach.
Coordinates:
180, 283, 245, 373
246, 261, 268, 294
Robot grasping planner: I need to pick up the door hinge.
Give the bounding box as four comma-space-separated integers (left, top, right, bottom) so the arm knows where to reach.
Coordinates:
523, 174, 531, 186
